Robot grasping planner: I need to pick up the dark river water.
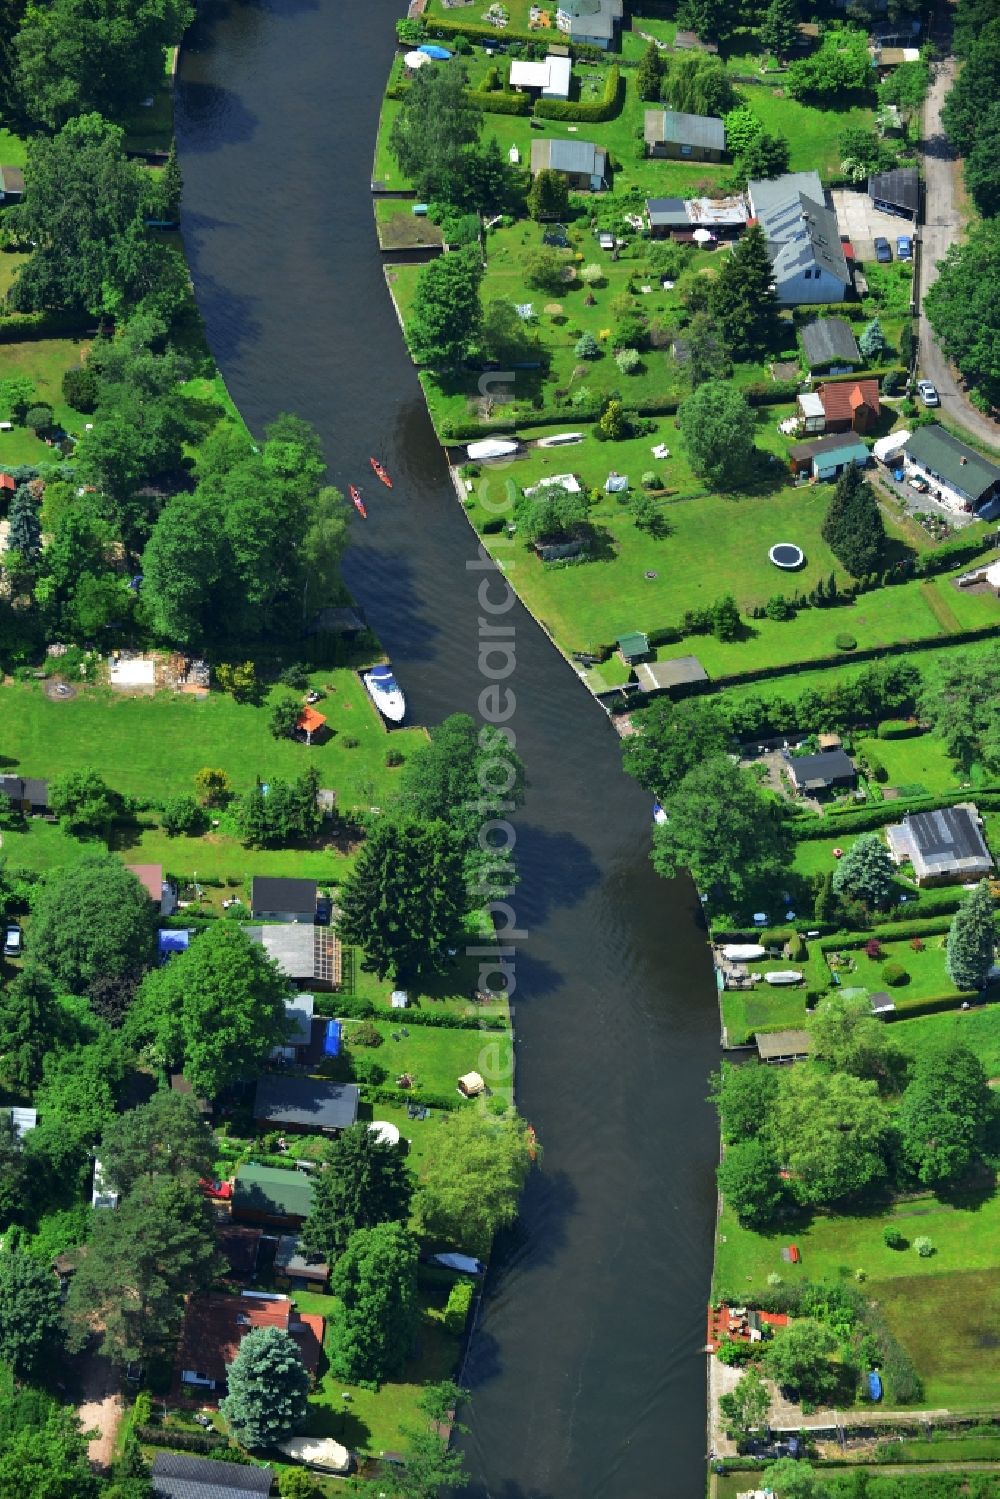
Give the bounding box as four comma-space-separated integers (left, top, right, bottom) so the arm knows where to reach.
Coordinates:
175, 5, 720, 1493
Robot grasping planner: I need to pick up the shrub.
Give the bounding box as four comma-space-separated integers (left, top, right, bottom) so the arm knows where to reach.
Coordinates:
534, 64, 622, 122
615, 347, 641, 374
350, 1053, 387, 1086
443, 1278, 474, 1335
162, 794, 208, 837
575, 331, 600, 359
864, 939, 883, 960
835, 632, 858, 651
351, 1018, 384, 1048
342, 735, 360, 749
914, 1236, 934, 1257
278, 662, 311, 690
883, 1225, 906, 1249
640, 470, 660, 489
882, 961, 908, 985
766, 1272, 782, 1286
24, 404, 54, 434
910, 937, 925, 952
385, 748, 405, 767
61, 365, 99, 413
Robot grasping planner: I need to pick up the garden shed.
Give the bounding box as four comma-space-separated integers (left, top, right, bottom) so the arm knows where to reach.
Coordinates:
617, 631, 649, 665
634, 656, 708, 696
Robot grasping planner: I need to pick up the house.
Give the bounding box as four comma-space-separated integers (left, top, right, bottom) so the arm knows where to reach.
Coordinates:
800, 317, 861, 372
250, 876, 317, 922
646, 197, 692, 239
617, 631, 649, 665
903, 425, 1000, 516
272, 994, 315, 1060
756, 1029, 812, 1063
804, 379, 881, 435
644, 110, 725, 162
509, 54, 572, 99
885, 804, 993, 887
178, 1291, 323, 1394
232, 1164, 314, 1227
868, 167, 919, 220
126, 862, 176, 916
275, 1234, 329, 1290
0, 166, 25, 203
151, 1452, 273, 1499
1, 1106, 37, 1143
245, 924, 341, 989
783, 748, 857, 794
253, 1074, 360, 1135
554, 0, 623, 49
751, 174, 851, 304
0, 775, 49, 816
529, 138, 607, 192
788, 433, 869, 481
634, 656, 709, 696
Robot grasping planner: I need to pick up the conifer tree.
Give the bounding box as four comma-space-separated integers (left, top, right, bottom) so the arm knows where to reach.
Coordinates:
946, 880, 996, 990
7, 485, 41, 564
760, 0, 800, 63
221, 1326, 310, 1448
821, 465, 885, 577
636, 40, 665, 100
710, 224, 779, 354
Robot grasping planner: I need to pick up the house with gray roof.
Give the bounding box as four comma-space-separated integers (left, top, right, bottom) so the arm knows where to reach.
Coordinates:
800, 317, 862, 371
646, 197, 690, 237
644, 110, 725, 162
151, 1453, 272, 1499
751, 176, 851, 304
747, 170, 824, 221
903, 425, 1000, 516
253, 1074, 359, 1135
868, 166, 919, 220
0, 774, 48, 815
0, 166, 24, 203
886, 804, 993, 887
530, 137, 607, 191
555, 0, 623, 47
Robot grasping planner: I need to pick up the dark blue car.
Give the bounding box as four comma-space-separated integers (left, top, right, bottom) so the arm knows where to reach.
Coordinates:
874, 237, 892, 264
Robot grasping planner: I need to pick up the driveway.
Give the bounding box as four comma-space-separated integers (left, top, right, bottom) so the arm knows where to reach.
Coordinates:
918, 17, 1000, 451
76, 1352, 123, 1473
830, 188, 911, 264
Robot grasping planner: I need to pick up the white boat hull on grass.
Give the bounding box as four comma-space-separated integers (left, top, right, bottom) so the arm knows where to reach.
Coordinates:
363, 665, 406, 723
764, 970, 803, 985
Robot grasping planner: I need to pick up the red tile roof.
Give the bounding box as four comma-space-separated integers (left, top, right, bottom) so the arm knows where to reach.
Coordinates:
818, 379, 880, 424
0, 474, 15, 492
125, 863, 162, 901
178, 1293, 324, 1387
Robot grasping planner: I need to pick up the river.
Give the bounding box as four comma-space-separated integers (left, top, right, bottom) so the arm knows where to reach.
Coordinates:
175, 4, 720, 1493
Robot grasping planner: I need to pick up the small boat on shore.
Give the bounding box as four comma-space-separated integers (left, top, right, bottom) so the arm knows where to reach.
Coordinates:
722, 944, 767, 963
363, 663, 405, 722
537, 432, 583, 448
370, 457, 392, 487
764, 970, 803, 986
652, 801, 667, 826
467, 437, 519, 461
349, 485, 367, 519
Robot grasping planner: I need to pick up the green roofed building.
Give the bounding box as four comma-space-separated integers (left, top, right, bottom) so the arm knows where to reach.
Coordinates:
903, 425, 1000, 517
617, 632, 650, 664
232, 1164, 314, 1228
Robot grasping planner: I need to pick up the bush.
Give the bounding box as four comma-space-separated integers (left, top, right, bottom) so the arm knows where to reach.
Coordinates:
877, 718, 916, 739
467, 90, 532, 116
341, 735, 360, 749
910, 937, 925, 952
914, 1236, 934, 1257
881, 960, 908, 986
883, 1225, 906, 1249
162, 794, 208, 837
350, 1053, 387, 1086
385, 748, 405, 768
615, 347, 641, 374
24, 404, 54, 434
351, 1018, 384, 1048
443, 1278, 474, 1335
864, 939, 884, 960
278, 662, 311, 690
835, 632, 858, 651
641, 470, 660, 489
61, 365, 99, 413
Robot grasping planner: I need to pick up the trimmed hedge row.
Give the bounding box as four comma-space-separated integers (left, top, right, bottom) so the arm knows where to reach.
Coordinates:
534, 64, 622, 121
364, 1083, 461, 1112
816, 787, 1000, 835
333, 991, 508, 1031
136, 1427, 228, 1453
410, 16, 609, 62
468, 89, 532, 115
0, 310, 94, 343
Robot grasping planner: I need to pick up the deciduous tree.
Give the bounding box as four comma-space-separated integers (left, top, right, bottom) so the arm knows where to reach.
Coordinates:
302, 1123, 414, 1262
763, 1320, 839, 1403
221, 1326, 310, 1448
786, 26, 872, 100
651, 757, 789, 906
717, 1137, 786, 1228
406, 250, 483, 370
924, 216, 1000, 406
622, 697, 730, 800
769, 1067, 890, 1204
388, 63, 481, 204
708, 1060, 780, 1144
31, 853, 158, 992
808, 993, 901, 1083
677, 381, 756, 487
898, 1041, 994, 1187
99, 1090, 216, 1196
329, 1222, 420, 1383
49, 769, 122, 838
0, 1252, 65, 1378
414, 1112, 536, 1258
719, 1368, 771, 1441
736, 131, 790, 181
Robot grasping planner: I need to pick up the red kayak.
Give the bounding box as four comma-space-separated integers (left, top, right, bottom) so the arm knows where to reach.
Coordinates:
349, 485, 367, 519
370, 457, 393, 488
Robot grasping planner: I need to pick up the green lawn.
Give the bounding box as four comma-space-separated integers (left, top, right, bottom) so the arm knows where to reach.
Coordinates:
122, 46, 175, 154
876, 1269, 1000, 1409
0, 335, 97, 465
895, 1005, 1000, 1080
854, 731, 965, 799
0, 128, 28, 168
721, 983, 808, 1045
0, 674, 428, 810
340, 1016, 514, 1104
826, 932, 959, 1009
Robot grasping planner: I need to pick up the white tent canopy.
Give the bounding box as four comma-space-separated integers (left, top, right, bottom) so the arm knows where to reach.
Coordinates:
467, 437, 519, 461
368, 1120, 401, 1147
278, 1437, 351, 1474
403, 49, 431, 67
722, 944, 766, 962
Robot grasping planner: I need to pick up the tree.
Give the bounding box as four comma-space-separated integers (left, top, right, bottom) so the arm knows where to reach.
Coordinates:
31, 854, 158, 992
526, 168, 569, 222
194, 766, 231, 806
685, 312, 731, 387
677, 381, 756, 488
7, 486, 41, 566
574, 330, 601, 360
407, 250, 483, 369
0, 1252, 65, 1378
379, 1422, 470, 1499
0, 1401, 99, 1499
839, 125, 896, 184
329, 1223, 420, 1383
388, 63, 481, 205
30, 1035, 128, 1180
724, 105, 763, 159
858, 316, 887, 361
14, 0, 192, 128
717, 1137, 786, 1228
808, 993, 901, 1083
946, 880, 996, 991
337, 817, 470, 983
0, 377, 36, 423
636, 39, 665, 100
760, 0, 800, 62
651, 757, 789, 906
898, 1041, 994, 1187
821, 464, 885, 577
66, 1174, 219, 1364
74, 385, 186, 544
760, 1458, 824, 1499
524, 247, 568, 294
919, 645, 1000, 774
769, 1068, 890, 1204
269, 694, 303, 740
513, 482, 589, 544
220, 1325, 310, 1447
414, 1111, 536, 1258
99, 1090, 216, 1197
152, 139, 183, 221
232, 769, 323, 849
672, 0, 736, 51
708, 1060, 780, 1144
278, 1472, 317, 1499
964, 101, 1000, 218
787, 27, 873, 101
127, 923, 288, 1098
301, 1123, 414, 1263
479, 299, 538, 365
926, 219, 1000, 404
831, 833, 894, 909
763, 1320, 839, 1403
6, 115, 168, 318
879, 57, 930, 114
160, 794, 206, 837
0, 1115, 28, 1228
49, 769, 122, 837
942, 19, 1000, 154
719, 1368, 771, 1442
710, 225, 779, 356
737, 131, 790, 181
0, 965, 63, 1093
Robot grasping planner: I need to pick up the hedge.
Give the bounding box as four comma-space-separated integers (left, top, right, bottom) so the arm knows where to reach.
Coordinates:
813, 787, 1000, 836
468, 90, 532, 115
363, 1083, 461, 1112
136, 1427, 228, 1453
0, 310, 94, 343
413, 16, 608, 61
534, 65, 622, 122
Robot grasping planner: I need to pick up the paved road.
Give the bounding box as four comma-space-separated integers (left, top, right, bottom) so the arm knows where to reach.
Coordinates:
919, 25, 1000, 451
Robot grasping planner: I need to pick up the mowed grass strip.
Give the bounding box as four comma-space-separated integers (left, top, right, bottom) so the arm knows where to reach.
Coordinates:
875, 1269, 1000, 1409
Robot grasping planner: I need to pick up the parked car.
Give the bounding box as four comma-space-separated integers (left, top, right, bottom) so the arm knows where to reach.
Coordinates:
896, 234, 913, 260
314, 894, 332, 926
874, 237, 892, 263
916, 379, 940, 406
908, 477, 929, 493
3, 925, 22, 958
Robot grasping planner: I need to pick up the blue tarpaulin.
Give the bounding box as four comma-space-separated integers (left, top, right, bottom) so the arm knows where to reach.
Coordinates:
324, 1020, 342, 1057
418, 43, 452, 58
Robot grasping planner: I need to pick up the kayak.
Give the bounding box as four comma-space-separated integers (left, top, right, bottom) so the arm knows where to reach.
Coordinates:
370, 457, 392, 487
349, 485, 367, 519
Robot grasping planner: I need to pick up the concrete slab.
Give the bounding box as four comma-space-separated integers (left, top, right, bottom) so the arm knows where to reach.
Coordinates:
830, 188, 912, 265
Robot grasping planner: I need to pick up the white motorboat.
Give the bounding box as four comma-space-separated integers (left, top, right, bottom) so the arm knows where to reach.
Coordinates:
363, 664, 405, 723
653, 801, 668, 826
722, 944, 767, 962
764, 970, 803, 985
537, 432, 583, 447
467, 437, 519, 461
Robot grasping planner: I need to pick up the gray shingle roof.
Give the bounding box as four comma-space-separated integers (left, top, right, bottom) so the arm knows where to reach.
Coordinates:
646, 196, 689, 227
867, 167, 918, 215
644, 109, 725, 151
748, 171, 823, 221
254, 1074, 359, 1131
905, 806, 992, 869
904, 424, 1000, 505
762, 192, 850, 287
0, 774, 48, 807
784, 749, 856, 788
800, 317, 861, 369
531, 138, 606, 178
151, 1452, 272, 1499
788, 432, 869, 462
250, 876, 316, 916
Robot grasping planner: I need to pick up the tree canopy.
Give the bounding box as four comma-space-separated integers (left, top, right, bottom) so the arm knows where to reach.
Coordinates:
414, 1111, 535, 1257
831, 832, 894, 909
709, 1060, 780, 1144
513, 482, 589, 546
677, 381, 756, 489
919, 644, 1000, 773
942, 18, 1000, 154
807, 993, 901, 1084
710, 225, 779, 356
762, 1320, 839, 1402
898, 1041, 994, 1187
329, 1222, 420, 1383
31, 853, 158, 993
99, 1089, 216, 1196
786, 26, 873, 99
405, 250, 483, 370
717, 1137, 786, 1229
221, 1325, 310, 1448
301, 1123, 414, 1263
0, 1251, 65, 1378
622, 697, 730, 801
924, 218, 1000, 408
769, 1067, 890, 1204
946, 881, 996, 991
821, 464, 885, 578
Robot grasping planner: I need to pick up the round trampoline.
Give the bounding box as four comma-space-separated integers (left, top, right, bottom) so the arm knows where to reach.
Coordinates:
769, 542, 805, 569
